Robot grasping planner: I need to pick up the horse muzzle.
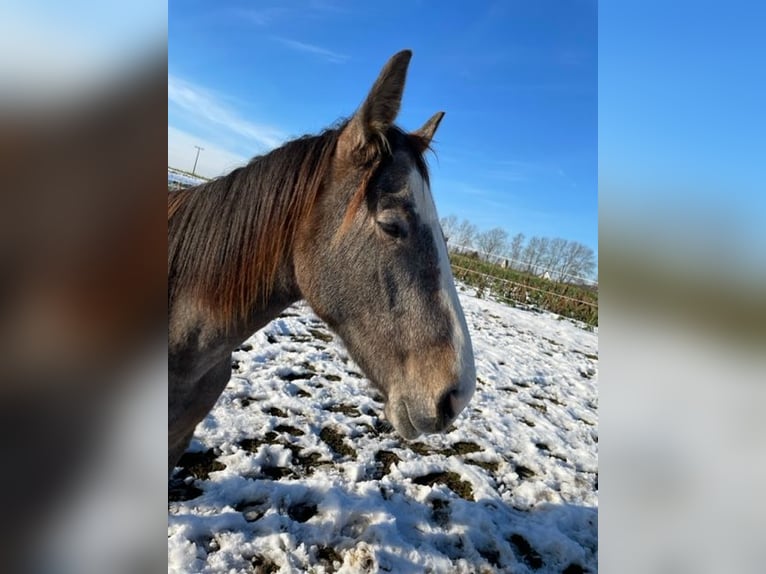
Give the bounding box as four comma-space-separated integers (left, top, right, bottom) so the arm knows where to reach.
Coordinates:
385, 383, 474, 439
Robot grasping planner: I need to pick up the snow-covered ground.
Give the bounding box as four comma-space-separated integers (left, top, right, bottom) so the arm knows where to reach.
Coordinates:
168, 285, 598, 573
168, 170, 207, 188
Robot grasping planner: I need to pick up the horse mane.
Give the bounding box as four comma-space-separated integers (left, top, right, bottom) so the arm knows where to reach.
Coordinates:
168, 123, 432, 330
168, 126, 342, 328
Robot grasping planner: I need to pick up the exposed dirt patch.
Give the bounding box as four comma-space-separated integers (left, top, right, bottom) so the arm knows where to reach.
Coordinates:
372, 450, 401, 479
448, 441, 482, 455
465, 458, 500, 473
267, 407, 287, 417
278, 371, 313, 382
315, 546, 342, 572
293, 450, 325, 474
307, 328, 334, 343
250, 554, 279, 574
408, 441, 433, 455
412, 471, 475, 501
176, 449, 225, 480
327, 404, 361, 417
320, 426, 357, 459
274, 424, 305, 436
168, 479, 203, 502
563, 563, 587, 574
324, 374, 342, 382
514, 464, 536, 480
238, 432, 280, 453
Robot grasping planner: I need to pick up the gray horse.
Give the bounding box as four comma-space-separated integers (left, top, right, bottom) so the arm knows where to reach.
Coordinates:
168, 50, 475, 474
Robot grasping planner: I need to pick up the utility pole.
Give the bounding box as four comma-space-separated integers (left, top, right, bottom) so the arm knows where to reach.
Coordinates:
192, 145, 204, 175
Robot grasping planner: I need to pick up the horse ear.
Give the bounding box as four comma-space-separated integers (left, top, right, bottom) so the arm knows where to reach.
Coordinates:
339, 50, 412, 160
412, 111, 445, 149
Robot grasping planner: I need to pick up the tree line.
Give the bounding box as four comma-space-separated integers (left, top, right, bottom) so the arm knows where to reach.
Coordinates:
439, 215, 597, 284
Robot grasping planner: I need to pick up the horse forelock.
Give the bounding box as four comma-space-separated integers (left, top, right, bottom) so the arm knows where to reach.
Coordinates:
168, 127, 342, 331
338, 126, 432, 236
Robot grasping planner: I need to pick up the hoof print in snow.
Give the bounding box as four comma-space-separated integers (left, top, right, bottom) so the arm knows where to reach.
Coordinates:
430, 498, 451, 527
177, 449, 225, 480
320, 426, 357, 459
236, 343, 253, 352
478, 545, 501, 567
508, 533, 544, 570
563, 564, 587, 574
324, 374, 342, 382
413, 471, 474, 501
267, 407, 287, 417
235, 502, 266, 522
287, 501, 318, 523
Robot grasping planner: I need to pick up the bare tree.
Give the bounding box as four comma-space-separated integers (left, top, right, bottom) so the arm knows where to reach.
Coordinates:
557, 241, 596, 282
439, 214, 459, 243
542, 237, 568, 274
507, 232, 525, 268
522, 236, 545, 273
475, 227, 509, 258
453, 219, 478, 249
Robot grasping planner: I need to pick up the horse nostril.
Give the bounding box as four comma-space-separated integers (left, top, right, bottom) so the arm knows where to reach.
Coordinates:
438, 388, 461, 423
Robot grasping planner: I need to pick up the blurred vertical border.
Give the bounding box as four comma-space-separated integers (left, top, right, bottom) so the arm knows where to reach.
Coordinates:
0, 2, 167, 573
600, 1, 765, 573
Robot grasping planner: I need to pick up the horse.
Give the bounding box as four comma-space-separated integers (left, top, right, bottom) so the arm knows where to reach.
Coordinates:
168, 50, 476, 474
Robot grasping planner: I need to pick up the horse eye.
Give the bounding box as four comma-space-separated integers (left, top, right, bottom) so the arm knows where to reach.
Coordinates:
378, 219, 408, 239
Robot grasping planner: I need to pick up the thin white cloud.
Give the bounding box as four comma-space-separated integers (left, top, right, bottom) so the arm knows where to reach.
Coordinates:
168, 126, 248, 178
274, 37, 349, 63
168, 74, 286, 151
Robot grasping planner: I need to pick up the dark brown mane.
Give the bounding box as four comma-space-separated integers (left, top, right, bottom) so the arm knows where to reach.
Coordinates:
168, 126, 342, 329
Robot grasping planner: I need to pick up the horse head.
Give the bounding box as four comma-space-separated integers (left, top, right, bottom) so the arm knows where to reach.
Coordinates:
295, 51, 476, 439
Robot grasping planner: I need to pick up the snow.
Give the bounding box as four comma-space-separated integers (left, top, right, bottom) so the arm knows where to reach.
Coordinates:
168, 284, 598, 573
168, 170, 206, 187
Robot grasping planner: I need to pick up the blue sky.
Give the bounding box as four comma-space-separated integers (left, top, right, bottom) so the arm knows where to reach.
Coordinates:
599, 1, 765, 276
169, 0, 597, 255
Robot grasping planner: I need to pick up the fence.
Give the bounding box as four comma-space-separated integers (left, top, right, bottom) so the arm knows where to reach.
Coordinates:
447, 241, 597, 287
449, 251, 598, 326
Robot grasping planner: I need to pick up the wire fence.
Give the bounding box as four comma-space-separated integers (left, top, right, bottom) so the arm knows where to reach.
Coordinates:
449, 251, 598, 325
447, 241, 597, 287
